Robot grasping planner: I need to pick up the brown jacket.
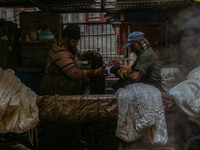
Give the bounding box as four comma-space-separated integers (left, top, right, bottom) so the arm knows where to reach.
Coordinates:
40, 38, 93, 95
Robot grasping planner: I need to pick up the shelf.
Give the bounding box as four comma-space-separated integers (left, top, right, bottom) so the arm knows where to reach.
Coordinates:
20, 39, 55, 44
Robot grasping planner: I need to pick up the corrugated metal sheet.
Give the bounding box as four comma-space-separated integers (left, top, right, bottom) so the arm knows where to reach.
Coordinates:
115, 0, 191, 8
0, 0, 96, 9
0, 0, 192, 12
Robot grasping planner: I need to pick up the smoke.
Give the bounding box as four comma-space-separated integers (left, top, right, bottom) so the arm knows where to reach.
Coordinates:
169, 3, 200, 70
159, 4, 200, 150
118, 3, 200, 150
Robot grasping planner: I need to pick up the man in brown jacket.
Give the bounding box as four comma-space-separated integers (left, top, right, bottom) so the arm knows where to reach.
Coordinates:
39, 24, 108, 150
40, 24, 107, 95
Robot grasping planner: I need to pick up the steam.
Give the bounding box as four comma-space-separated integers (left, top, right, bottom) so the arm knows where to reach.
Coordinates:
120, 3, 200, 150
169, 4, 200, 70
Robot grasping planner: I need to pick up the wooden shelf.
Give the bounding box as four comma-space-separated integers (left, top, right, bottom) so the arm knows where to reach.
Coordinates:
20, 39, 55, 44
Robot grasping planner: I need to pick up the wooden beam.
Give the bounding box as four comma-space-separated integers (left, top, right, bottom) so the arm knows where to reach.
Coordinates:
28, 0, 47, 10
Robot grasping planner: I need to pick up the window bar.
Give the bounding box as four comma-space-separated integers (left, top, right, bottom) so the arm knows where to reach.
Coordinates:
106, 24, 108, 62
113, 24, 115, 60
127, 24, 131, 57
89, 25, 90, 52
123, 24, 126, 59
97, 23, 99, 54
118, 24, 121, 62
102, 24, 103, 62
93, 24, 94, 51
110, 23, 112, 61
79, 24, 82, 51
84, 24, 86, 52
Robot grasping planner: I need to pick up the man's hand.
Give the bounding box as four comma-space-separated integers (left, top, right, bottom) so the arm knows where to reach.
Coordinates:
94, 66, 108, 77
129, 71, 142, 82
110, 65, 121, 76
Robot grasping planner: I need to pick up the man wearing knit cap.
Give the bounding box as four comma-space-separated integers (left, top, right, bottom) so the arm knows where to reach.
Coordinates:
40, 24, 107, 95
39, 24, 108, 150
111, 31, 162, 91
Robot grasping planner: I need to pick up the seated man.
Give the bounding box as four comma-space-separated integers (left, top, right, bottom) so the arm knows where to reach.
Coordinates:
40, 24, 107, 95
111, 31, 175, 113
39, 24, 107, 150
111, 31, 163, 92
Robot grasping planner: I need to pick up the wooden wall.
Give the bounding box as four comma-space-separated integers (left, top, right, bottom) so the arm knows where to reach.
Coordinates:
0, 21, 19, 69
19, 12, 63, 69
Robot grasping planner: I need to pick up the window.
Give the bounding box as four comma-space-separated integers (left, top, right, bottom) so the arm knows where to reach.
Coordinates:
88, 24, 102, 34
89, 13, 100, 21
103, 24, 115, 33
87, 24, 115, 34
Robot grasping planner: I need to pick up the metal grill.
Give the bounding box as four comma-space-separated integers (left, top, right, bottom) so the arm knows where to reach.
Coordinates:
63, 22, 127, 64
62, 22, 165, 65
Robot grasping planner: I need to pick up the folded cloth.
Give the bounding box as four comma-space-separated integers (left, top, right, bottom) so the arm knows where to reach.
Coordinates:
169, 67, 200, 126
116, 83, 168, 144
0, 68, 39, 133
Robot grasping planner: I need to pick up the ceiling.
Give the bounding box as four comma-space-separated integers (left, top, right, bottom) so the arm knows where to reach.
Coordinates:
115, 0, 191, 9
0, 0, 193, 13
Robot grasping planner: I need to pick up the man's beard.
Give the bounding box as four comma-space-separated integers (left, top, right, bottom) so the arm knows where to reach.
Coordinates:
131, 43, 143, 55
67, 42, 77, 55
